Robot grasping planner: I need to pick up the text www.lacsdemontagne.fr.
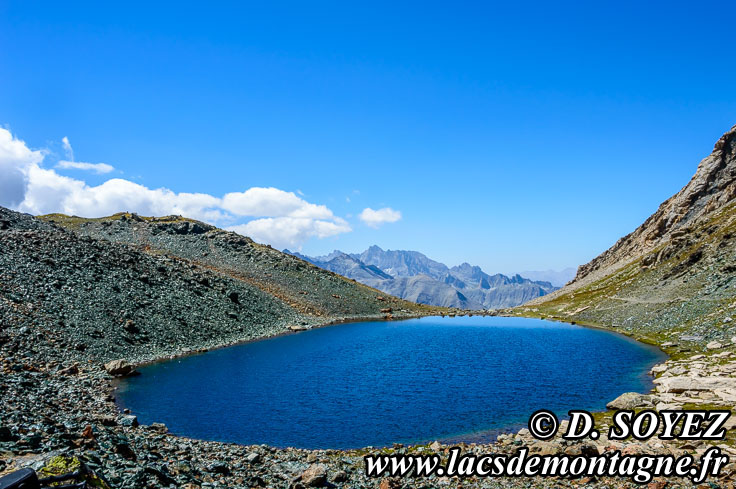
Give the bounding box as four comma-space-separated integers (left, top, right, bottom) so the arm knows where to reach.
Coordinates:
364, 446, 728, 484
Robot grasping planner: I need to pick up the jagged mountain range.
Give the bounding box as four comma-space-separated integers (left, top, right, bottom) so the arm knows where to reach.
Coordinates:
287, 246, 557, 309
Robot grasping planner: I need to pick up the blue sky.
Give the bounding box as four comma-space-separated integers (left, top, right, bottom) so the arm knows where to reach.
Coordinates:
1, 1, 734, 274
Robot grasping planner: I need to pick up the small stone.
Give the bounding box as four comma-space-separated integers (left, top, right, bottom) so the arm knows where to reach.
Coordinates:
207, 462, 230, 475
245, 452, 260, 464
119, 415, 139, 427
379, 478, 401, 489
301, 464, 327, 487
148, 423, 168, 433
332, 470, 348, 483
707, 341, 723, 350
429, 441, 442, 452
98, 416, 117, 426
606, 392, 654, 410
648, 479, 668, 489
114, 442, 137, 460
58, 364, 79, 375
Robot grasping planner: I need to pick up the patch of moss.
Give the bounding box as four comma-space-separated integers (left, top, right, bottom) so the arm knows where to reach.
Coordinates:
39, 456, 109, 489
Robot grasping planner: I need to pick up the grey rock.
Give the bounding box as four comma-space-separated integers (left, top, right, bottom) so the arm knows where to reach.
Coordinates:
104, 360, 137, 377
207, 462, 230, 475
119, 415, 139, 427
606, 392, 655, 410
301, 464, 327, 487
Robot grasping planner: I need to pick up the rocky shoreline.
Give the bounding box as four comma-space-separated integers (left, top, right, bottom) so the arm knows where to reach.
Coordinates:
5, 307, 736, 489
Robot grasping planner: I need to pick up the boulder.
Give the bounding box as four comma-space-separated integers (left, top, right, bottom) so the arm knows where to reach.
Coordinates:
529, 441, 562, 456
606, 392, 655, 410
119, 415, 139, 427
301, 464, 328, 487
654, 376, 736, 393
650, 364, 667, 374
707, 341, 723, 349
103, 359, 137, 377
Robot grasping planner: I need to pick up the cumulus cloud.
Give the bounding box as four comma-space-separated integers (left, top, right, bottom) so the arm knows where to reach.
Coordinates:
222, 187, 334, 219
0, 127, 355, 248
56, 136, 115, 174
359, 207, 402, 228
229, 217, 351, 250
0, 129, 44, 207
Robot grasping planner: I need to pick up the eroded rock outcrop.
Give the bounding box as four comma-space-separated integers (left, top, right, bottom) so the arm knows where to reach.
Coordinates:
575, 125, 736, 287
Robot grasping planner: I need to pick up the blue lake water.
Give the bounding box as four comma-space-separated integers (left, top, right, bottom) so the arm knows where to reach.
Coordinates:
116, 316, 664, 449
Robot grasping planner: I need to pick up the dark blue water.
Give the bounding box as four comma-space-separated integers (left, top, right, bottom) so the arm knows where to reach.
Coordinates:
116, 316, 664, 449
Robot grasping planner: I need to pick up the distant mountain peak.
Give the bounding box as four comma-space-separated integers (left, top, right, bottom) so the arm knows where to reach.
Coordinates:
296, 245, 558, 309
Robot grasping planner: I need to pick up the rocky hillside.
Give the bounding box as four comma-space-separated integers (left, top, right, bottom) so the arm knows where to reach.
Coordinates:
291, 246, 557, 309
0, 206, 310, 366
519, 125, 736, 347
37, 212, 441, 323
0, 206, 443, 368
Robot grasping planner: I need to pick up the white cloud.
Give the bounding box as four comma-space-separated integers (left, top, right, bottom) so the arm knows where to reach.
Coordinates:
62, 136, 73, 159
0, 127, 356, 249
56, 160, 115, 174
0, 129, 44, 207
56, 136, 115, 174
359, 207, 402, 228
222, 187, 334, 219
229, 217, 351, 250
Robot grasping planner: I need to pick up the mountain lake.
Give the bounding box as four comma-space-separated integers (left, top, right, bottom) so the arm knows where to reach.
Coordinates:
116, 316, 665, 449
